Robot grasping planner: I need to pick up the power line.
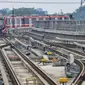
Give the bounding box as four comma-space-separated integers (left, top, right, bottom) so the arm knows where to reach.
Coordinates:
0, 1, 81, 4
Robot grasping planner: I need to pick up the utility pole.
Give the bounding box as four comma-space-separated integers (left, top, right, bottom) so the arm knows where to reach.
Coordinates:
81, 0, 85, 6
81, 0, 83, 6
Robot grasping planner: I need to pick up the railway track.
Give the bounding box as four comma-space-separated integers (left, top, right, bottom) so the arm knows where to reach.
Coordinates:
44, 40, 85, 59
13, 45, 58, 85
9, 33, 85, 59
14, 38, 85, 85
0, 38, 20, 85
2, 48, 42, 85
0, 52, 14, 85
1, 39, 58, 85
43, 40, 85, 85
48, 47, 85, 85
5, 36, 85, 85
56, 44, 85, 58
10, 34, 85, 59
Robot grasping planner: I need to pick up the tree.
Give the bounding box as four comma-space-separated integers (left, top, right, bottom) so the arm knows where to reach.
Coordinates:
73, 6, 85, 20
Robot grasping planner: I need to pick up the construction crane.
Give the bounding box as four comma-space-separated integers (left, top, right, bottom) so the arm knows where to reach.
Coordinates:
81, 0, 85, 6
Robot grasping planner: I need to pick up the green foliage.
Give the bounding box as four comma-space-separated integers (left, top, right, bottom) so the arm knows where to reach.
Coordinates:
0, 8, 9, 15
73, 6, 85, 20
0, 7, 47, 16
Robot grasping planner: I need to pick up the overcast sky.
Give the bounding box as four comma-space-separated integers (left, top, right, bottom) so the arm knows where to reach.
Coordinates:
0, 0, 82, 14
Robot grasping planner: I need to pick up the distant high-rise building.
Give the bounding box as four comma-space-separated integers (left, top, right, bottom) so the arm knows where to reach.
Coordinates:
36, 8, 43, 11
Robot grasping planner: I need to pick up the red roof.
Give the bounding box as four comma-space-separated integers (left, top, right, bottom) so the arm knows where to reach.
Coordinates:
5, 15, 69, 19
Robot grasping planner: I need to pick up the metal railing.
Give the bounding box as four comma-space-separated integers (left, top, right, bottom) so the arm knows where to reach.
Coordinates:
34, 20, 85, 32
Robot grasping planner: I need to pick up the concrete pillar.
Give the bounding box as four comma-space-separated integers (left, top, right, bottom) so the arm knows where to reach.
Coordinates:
29, 18, 32, 27
20, 18, 21, 27
10, 18, 12, 28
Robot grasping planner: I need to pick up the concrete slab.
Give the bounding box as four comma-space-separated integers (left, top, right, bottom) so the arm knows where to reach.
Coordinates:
11, 61, 34, 85
11, 39, 74, 84
37, 64, 73, 84
81, 81, 85, 85
31, 48, 43, 57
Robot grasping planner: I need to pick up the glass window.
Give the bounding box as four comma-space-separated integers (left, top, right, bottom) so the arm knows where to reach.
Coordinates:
21, 18, 25, 24
6, 18, 10, 25
39, 18, 43, 20
32, 18, 36, 21
16, 18, 20, 24
11, 18, 15, 26
0, 18, 4, 26
25, 18, 29, 24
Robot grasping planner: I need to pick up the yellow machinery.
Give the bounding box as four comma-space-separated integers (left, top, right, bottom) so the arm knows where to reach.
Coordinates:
59, 78, 68, 85
47, 52, 53, 55
41, 58, 47, 62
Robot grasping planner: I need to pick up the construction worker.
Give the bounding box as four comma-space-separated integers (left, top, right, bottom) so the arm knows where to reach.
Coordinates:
38, 58, 47, 65
52, 58, 57, 62
52, 58, 57, 66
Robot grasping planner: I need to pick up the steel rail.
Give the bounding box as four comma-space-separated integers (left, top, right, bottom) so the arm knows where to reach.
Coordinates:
44, 40, 85, 57
13, 45, 58, 85
54, 44, 85, 85
20, 37, 85, 85
5, 38, 58, 85
56, 44, 85, 57
31, 38, 85, 85
46, 47, 85, 85
0, 56, 9, 85
0, 48, 22, 85
12, 48, 49, 85
5, 37, 85, 85
44, 40, 85, 84
2, 47, 47, 85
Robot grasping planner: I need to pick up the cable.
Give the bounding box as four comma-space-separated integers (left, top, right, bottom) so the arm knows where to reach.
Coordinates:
0, 1, 81, 4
